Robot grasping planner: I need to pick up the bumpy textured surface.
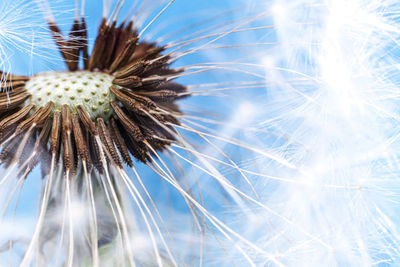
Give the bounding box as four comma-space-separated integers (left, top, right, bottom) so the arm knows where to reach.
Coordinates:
25, 71, 115, 119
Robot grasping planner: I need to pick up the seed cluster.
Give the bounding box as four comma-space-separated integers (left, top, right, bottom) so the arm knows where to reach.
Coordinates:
0, 17, 188, 175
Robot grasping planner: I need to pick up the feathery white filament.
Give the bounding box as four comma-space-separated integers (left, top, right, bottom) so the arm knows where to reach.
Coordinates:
245, 0, 400, 266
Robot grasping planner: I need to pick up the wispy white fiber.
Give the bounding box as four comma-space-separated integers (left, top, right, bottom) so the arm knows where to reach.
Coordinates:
237, 0, 400, 266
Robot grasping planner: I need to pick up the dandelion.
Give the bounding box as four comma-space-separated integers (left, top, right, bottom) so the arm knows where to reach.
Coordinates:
0, 0, 281, 266
3, 0, 190, 265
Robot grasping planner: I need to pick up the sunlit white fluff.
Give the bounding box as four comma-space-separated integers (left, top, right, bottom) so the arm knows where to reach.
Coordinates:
235, 0, 400, 266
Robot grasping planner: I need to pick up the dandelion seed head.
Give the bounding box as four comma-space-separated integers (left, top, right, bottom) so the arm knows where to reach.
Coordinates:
1, 10, 190, 171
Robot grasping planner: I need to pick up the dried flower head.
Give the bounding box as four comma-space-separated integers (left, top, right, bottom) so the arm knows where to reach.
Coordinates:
2, 16, 186, 177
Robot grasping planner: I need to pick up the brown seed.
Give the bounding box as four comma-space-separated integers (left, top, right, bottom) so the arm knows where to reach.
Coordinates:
0, 104, 34, 131
15, 106, 43, 134
114, 61, 146, 79
80, 17, 89, 69
109, 37, 139, 73
51, 111, 61, 157
62, 105, 74, 172
97, 117, 122, 168
88, 18, 108, 70
0, 87, 27, 98
62, 105, 72, 132
137, 90, 178, 100
102, 21, 118, 69
22, 118, 52, 173
65, 19, 82, 71
120, 88, 157, 109
72, 115, 91, 167
109, 118, 133, 167
0, 80, 26, 91
0, 92, 30, 112
34, 102, 54, 126
88, 133, 103, 173
77, 105, 98, 136
129, 43, 164, 62
0, 135, 21, 167
48, 21, 69, 66
141, 75, 166, 88
112, 75, 142, 87
110, 86, 147, 114
113, 21, 134, 58
0, 73, 29, 82
111, 102, 143, 142
124, 134, 150, 163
